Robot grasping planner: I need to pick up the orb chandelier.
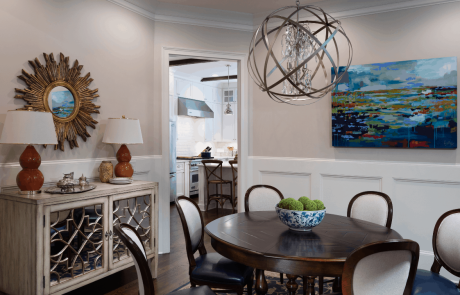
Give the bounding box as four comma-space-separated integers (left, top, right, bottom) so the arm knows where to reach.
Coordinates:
248, 0, 353, 105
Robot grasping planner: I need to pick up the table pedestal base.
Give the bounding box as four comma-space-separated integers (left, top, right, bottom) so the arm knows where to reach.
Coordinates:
286, 274, 299, 295
255, 269, 268, 295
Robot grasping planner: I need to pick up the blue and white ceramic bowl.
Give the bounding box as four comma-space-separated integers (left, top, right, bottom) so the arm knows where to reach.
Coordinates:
275, 204, 326, 231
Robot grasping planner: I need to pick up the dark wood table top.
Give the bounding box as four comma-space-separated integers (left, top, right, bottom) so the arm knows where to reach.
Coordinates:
205, 211, 402, 277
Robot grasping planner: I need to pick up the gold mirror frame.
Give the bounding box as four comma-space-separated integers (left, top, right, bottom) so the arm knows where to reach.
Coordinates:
14, 53, 100, 151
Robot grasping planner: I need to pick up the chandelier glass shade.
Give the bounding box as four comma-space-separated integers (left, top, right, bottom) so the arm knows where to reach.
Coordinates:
248, 3, 353, 105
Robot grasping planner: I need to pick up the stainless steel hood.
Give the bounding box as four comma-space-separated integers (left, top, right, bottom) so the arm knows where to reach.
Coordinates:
178, 97, 214, 118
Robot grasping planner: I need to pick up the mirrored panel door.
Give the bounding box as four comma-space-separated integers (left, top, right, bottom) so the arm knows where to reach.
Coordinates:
48, 201, 106, 288
111, 193, 152, 267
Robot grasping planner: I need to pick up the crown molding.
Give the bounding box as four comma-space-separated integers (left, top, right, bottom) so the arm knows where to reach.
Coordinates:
329, 0, 460, 20
108, 0, 460, 32
253, 0, 460, 30
108, 0, 156, 20
107, 0, 254, 32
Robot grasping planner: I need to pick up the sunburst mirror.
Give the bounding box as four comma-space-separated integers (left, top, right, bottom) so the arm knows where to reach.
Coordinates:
14, 52, 100, 151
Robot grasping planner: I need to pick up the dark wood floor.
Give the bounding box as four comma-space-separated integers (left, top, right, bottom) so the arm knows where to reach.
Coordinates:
66, 196, 232, 295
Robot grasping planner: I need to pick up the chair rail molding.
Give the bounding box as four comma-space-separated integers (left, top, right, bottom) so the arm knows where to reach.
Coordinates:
248, 155, 460, 282
0, 155, 162, 191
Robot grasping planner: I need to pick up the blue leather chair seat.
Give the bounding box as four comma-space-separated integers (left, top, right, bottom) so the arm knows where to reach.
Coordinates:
412, 269, 460, 294
170, 285, 215, 295
191, 253, 253, 286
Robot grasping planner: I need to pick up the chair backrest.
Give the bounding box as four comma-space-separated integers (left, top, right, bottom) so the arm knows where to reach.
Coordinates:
244, 185, 284, 212
229, 160, 237, 183
341, 239, 419, 295
175, 196, 207, 271
431, 209, 460, 288
113, 224, 154, 295
347, 191, 393, 228
202, 160, 225, 182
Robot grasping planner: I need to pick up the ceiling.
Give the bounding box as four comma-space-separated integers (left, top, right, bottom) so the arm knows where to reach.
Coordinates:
171, 59, 238, 79
156, 0, 406, 15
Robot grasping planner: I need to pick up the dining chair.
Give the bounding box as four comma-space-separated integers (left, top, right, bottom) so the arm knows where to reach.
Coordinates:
244, 184, 284, 212
411, 208, 460, 294
229, 160, 238, 211
175, 196, 254, 294
202, 160, 234, 213
347, 191, 393, 228
328, 239, 420, 295
113, 223, 216, 295
244, 184, 285, 283
319, 191, 394, 294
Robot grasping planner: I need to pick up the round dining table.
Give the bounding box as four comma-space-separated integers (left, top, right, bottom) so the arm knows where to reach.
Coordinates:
205, 211, 402, 295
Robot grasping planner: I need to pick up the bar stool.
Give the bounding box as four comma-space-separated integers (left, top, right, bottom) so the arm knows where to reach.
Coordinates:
229, 160, 238, 212
202, 160, 234, 212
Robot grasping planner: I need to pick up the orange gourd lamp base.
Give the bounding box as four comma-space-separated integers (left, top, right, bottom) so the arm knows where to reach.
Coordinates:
115, 144, 134, 177
17, 145, 44, 194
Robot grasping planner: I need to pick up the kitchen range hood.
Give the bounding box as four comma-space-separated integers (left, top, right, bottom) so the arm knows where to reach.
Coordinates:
178, 97, 214, 118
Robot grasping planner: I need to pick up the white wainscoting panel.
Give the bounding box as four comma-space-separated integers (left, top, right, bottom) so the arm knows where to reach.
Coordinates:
321, 174, 382, 216
259, 171, 311, 199
249, 156, 460, 281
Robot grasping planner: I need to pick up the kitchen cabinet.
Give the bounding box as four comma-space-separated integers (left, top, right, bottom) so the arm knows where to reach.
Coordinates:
176, 170, 185, 196
191, 83, 205, 101
222, 102, 237, 141
213, 87, 223, 103
203, 85, 213, 102
176, 78, 192, 98
175, 161, 190, 198
223, 88, 237, 103
176, 162, 186, 196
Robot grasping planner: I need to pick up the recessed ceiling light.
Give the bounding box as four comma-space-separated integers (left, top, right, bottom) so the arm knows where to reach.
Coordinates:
212, 74, 218, 77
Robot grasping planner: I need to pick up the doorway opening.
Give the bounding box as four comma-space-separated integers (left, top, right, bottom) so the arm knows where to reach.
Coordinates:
160, 47, 249, 254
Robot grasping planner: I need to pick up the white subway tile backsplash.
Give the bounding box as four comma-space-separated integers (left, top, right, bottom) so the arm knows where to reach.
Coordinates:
175, 116, 238, 157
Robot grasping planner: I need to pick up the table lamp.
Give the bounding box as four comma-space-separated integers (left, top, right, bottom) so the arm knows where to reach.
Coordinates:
102, 116, 143, 178
0, 109, 58, 195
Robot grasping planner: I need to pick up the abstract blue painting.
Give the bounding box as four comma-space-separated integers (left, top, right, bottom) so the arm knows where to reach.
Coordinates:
332, 57, 457, 148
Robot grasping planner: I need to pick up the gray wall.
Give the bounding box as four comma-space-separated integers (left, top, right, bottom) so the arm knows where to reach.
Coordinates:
0, 0, 156, 162
251, 2, 460, 164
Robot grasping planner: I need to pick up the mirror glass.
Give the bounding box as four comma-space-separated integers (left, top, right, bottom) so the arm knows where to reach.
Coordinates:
49, 86, 75, 118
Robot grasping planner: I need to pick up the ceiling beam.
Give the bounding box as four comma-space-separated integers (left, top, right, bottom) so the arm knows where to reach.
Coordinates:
201, 75, 238, 82
169, 59, 216, 67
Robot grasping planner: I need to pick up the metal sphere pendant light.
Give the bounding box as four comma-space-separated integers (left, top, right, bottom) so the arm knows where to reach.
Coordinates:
248, 0, 353, 105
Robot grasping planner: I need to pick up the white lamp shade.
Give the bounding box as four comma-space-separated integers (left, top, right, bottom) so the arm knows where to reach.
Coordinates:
0, 110, 58, 145
102, 117, 143, 144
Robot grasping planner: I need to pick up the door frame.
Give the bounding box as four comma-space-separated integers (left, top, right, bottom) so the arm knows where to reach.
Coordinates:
161, 46, 250, 253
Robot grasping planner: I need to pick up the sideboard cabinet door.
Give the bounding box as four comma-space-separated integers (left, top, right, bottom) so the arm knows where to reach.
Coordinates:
109, 189, 155, 269
44, 197, 109, 294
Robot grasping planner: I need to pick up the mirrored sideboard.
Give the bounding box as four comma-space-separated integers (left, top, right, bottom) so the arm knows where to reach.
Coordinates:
0, 181, 159, 295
